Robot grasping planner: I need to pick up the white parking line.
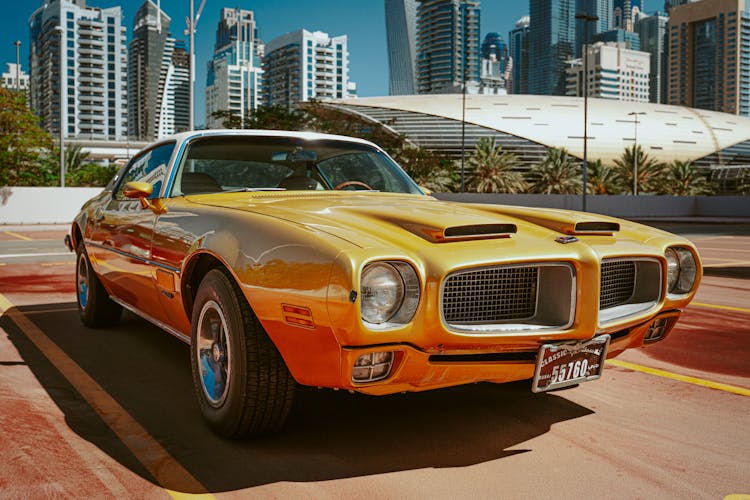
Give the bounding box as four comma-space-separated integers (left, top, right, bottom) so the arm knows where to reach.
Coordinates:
0, 252, 73, 259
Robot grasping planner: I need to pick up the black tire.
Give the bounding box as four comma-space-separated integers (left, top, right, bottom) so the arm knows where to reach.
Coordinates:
190, 269, 295, 438
76, 241, 122, 328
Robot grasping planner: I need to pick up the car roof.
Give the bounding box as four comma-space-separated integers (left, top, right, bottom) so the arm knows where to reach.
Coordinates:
158, 129, 380, 150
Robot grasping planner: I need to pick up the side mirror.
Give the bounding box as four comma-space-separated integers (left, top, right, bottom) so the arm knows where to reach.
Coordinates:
122, 181, 153, 199
122, 181, 167, 214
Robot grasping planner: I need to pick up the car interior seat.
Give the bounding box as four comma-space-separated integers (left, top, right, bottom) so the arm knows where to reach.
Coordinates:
180, 172, 223, 195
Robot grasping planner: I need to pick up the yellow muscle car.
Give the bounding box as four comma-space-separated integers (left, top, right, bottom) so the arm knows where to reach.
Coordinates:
67, 130, 701, 438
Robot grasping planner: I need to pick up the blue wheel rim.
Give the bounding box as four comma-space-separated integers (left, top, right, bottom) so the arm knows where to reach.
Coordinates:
196, 300, 231, 407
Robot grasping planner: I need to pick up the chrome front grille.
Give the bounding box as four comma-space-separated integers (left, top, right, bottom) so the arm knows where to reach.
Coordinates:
442, 265, 538, 324
600, 260, 636, 310
598, 257, 662, 325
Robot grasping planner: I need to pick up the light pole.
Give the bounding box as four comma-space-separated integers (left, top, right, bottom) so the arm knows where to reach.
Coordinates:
189, 0, 194, 130
459, 5, 468, 194
53, 26, 65, 187
576, 12, 598, 212
627, 111, 646, 195
460, 74, 466, 193
14, 40, 21, 91
187, 0, 206, 131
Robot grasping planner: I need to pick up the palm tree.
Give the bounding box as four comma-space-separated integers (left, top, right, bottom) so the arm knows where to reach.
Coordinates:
659, 160, 714, 195
65, 143, 91, 172
467, 137, 528, 193
586, 159, 626, 194
736, 169, 750, 195
613, 145, 667, 194
527, 147, 582, 194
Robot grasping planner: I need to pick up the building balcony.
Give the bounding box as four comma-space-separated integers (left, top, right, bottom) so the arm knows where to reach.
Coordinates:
78, 57, 104, 66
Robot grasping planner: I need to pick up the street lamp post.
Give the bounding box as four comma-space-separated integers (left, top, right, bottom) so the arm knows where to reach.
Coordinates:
460, 74, 466, 193
627, 111, 646, 195
14, 40, 21, 91
53, 26, 65, 187
576, 12, 598, 212
189, 0, 194, 131
187, 0, 206, 131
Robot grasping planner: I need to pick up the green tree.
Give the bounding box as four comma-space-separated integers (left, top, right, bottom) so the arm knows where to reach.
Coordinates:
209, 109, 246, 129
586, 159, 625, 194
61, 144, 117, 187
658, 160, 714, 195
466, 137, 527, 193
397, 146, 457, 192
246, 105, 309, 131
0, 88, 55, 186
527, 147, 582, 194
613, 145, 667, 194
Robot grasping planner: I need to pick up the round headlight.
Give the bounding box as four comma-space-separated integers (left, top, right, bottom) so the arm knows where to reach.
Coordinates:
666, 247, 697, 295
665, 248, 680, 292
361, 263, 404, 324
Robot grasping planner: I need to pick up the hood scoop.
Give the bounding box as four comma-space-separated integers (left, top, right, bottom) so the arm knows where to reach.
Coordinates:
473, 206, 620, 236
572, 221, 620, 234
407, 223, 517, 243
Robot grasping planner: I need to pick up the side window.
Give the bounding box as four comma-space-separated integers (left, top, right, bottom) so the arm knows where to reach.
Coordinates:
115, 143, 175, 200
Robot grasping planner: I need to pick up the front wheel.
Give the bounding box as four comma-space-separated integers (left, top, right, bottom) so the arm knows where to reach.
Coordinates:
190, 269, 295, 438
76, 241, 122, 328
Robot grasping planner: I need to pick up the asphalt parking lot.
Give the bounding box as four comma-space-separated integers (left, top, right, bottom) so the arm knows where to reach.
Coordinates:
0, 223, 748, 498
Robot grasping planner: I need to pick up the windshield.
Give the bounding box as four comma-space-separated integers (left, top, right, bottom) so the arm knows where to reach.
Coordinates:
170, 135, 423, 196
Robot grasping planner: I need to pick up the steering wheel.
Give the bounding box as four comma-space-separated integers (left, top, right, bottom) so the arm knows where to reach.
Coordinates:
333, 180, 373, 191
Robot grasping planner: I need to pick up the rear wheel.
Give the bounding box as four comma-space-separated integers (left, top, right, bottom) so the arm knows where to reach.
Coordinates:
76, 241, 122, 327
190, 269, 295, 438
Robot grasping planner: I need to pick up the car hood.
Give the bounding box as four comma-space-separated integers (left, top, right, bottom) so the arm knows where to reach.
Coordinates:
186, 192, 676, 254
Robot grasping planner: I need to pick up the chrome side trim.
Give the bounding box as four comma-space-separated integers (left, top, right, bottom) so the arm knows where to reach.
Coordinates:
87, 242, 181, 274
110, 296, 191, 344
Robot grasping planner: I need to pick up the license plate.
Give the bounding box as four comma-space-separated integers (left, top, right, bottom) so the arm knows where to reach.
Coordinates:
531, 334, 611, 393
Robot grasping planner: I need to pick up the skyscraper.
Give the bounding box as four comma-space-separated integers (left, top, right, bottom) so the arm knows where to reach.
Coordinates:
29, 0, 127, 140
128, 0, 189, 141
481, 33, 506, 61
480, 33, 509, 94
263, 29, 355, 109
385, 0, 417, 95
509, 16, 529, 94
416, 0, 480, 94
575, 0, 613, 56
666, 0, 750, 115
664, 0, 699, 12
205, 8, 264, 129
637, 11, 668, 103
613, 0, 644, 31
528, 0, 575, 96
566, 42, 650, 102
593, 28, 641, 50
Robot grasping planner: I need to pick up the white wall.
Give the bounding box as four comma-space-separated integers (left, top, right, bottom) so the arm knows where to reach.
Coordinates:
1, 187, 747, 225
0, 187, 103, 225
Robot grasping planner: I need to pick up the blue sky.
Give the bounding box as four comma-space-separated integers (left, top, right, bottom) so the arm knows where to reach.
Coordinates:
3, 0, 659, 126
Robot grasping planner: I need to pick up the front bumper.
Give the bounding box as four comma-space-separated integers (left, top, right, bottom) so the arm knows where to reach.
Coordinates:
339, 310, 681, 395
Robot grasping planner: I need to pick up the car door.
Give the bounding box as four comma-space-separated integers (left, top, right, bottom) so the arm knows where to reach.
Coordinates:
86, 142, 176, 324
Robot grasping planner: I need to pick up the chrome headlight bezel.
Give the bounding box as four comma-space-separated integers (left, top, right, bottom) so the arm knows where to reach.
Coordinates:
360, 261, 420, 328
665, 246, 698, 296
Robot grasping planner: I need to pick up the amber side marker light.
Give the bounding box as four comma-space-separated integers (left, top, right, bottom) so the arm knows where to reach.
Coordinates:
282, 304, 315, 329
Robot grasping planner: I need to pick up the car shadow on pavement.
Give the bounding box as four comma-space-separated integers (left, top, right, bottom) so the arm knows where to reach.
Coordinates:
3, 303, 594, 493
702, 266, 750, 280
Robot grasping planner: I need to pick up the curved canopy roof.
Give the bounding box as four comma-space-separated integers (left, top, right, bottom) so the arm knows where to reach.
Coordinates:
327, 95, 750, 164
